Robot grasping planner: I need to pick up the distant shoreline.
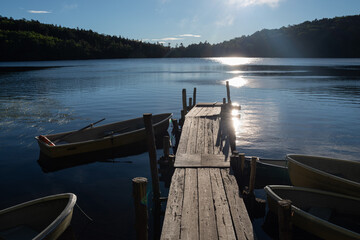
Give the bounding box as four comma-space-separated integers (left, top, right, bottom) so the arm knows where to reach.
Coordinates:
0, 66, 61, 73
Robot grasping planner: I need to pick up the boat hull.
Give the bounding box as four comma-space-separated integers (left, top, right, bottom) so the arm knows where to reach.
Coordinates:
287, 154, 360, 198
265, 185, 360, 240
36, 113, 172, 158
0, 193, 76, 240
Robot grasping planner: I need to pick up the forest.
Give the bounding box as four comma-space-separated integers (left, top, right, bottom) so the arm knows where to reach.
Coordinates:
1, 14, 360, 61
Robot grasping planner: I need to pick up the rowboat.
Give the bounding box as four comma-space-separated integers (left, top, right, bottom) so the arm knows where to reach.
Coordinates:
243, 157, 290, 188
287, 154, 360, 197
264, 185, 360, 240
36, 113, 172, 158
0, 193, 76, 240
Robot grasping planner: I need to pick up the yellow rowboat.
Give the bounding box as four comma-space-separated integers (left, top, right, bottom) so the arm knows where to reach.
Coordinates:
36, 113, 172, 158
264, 185, 360, 240
0, 193, 76, 240
287, 154, 360, 197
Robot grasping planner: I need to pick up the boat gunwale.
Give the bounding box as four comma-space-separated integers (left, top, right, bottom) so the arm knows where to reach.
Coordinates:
35, 113, 173, 149
245, 156, 288, 169
0, 193, 77, 239
286, 154, 360, 188
264, 185, 360, 238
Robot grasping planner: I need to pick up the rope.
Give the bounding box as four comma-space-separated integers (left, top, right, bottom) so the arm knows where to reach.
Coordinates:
76, 203, 93, 222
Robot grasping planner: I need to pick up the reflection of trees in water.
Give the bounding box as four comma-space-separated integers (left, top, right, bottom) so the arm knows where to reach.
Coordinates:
0, 97, 75, 130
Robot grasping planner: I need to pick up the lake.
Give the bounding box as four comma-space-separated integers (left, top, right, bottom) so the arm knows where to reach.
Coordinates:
0, 57, 359, 239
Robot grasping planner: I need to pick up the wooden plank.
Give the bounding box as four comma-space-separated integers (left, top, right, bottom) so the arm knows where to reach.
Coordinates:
186, 106, 204, 117
174, 154, 230, 168
161, 168, 185, 240
196, 117, 206, 154
180, 168, 199, 240
187, 117, 199, 154
198, 168, 218, 240
207, 106, 222, 117
220, 168, 254, 240
195, 107, 209, 117
209, 168, 236, 240
204, 118, 214, 154
176, 117, 192, 154
213, 117, 221, 154
195, 102, 223, 107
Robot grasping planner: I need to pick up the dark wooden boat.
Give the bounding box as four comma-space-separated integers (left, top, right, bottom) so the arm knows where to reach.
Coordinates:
36, 113, 172, 158
265, 185, 360, 240
287, 154, 360, 197
0, 193, 76, 240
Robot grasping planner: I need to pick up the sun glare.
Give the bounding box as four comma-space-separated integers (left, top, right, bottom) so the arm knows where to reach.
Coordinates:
224, 76, 248, 88
210, 57, 257, 66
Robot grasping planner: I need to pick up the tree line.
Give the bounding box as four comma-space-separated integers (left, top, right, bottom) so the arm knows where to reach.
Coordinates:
1, 15, 360, 61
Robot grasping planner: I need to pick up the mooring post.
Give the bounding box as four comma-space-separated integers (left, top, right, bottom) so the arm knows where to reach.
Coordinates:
223, 97, 226, 105
239, 153, 245, 175
278, 199, 293, 240
249, 156, 257, 194
226, 81, 231, 104
230, 150, 241, 177
132, 177, 148, 240
193, 87, 197, 106
143, 113, 161, 208
189, 97, 192, 110
182, 88, 187, 115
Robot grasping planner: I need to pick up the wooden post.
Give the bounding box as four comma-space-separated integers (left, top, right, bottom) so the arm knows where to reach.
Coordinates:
193, 87, 197, 106
189, 97, 192, 109
182, 88, 187, 115
132, 177, 148, 240
249, 156, 257, 194
163, 135, 170, 160
278, 200, 293, 240
230, 151, 241, 177
143, 114, 161, 208
239, 153, 245, 175
223, 98, 226, 104
226, 81, 231, 104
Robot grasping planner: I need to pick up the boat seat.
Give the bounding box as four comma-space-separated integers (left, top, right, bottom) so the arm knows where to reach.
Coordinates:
308, 207, 333, 221
0, 225, 39, 240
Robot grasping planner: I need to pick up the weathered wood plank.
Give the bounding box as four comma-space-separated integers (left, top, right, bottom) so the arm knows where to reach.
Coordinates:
174, 154, 230, 167
196, 117, 206, 154
187, 117, 199, 154
180, 168, 199, 240
186, 106, 204, 117
209, 168, 236, 240
195, 107, 209, 117
198, 168, 218, 240
161, 168, 186, 240
204, 118, 214, 154
220, 168, 254, 240
176, 117, 192, 154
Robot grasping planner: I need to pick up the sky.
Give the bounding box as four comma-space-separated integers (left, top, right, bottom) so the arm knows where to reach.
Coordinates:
1, 0, 360, 46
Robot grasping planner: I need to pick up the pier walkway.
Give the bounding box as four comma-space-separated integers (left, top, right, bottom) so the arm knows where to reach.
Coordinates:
161, 103, 254, 240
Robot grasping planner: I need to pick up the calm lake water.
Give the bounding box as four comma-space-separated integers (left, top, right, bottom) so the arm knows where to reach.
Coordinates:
0, 57, 359, 239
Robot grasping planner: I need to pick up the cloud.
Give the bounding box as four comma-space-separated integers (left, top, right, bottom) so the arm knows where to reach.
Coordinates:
178, 34, 201, 38
216, 15, 235, 26
27, 10, 52, 14
226, 0, 282, 8
154, 37, 184, 41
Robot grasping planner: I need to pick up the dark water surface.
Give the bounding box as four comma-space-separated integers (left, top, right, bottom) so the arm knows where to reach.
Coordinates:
0, 58, 359, 239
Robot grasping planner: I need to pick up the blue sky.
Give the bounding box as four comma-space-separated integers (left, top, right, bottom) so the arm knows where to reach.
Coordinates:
1, 0, 360, 46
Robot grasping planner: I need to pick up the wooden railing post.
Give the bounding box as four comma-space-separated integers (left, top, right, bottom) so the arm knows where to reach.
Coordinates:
132, 177, 148, 240
182, 88, 187, 115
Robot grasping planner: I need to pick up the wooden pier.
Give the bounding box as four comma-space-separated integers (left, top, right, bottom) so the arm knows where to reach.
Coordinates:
160, 102, 255, 240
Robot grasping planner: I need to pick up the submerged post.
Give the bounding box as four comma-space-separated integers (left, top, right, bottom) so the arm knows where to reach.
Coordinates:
143, 113, 161, 208
226, 81, 231, 104
278, 200, 293, 240
193, 87, 197, 106
249, 156, 257, 194
132, 177, 148, 240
